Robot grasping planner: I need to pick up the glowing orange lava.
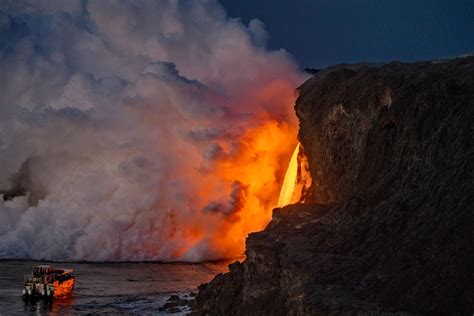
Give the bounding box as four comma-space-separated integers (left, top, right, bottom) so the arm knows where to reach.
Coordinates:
147, 75, 307, 261
277, 142, 313, 208
156, 119, 312, 260
191, 120, 298, 258
278, 143, 300, 207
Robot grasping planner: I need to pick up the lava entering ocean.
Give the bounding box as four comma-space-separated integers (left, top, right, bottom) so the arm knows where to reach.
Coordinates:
0, 0, 309, 262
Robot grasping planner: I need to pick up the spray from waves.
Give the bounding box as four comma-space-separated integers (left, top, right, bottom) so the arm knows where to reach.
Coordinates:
0, 0, 306, 261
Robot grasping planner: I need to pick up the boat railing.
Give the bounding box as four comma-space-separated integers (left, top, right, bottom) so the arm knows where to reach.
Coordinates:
24, 275, 45, 283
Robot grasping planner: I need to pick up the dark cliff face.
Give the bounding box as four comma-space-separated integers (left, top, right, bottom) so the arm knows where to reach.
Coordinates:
194, 57, 474, 315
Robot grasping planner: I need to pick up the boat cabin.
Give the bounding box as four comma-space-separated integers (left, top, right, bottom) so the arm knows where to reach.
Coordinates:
33, 265, 53, 276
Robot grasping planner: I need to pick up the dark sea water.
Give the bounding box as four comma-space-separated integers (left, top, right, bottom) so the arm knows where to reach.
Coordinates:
0, 260, 232, 315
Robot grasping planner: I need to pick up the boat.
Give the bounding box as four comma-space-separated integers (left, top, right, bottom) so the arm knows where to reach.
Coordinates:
23, 265, 75, 297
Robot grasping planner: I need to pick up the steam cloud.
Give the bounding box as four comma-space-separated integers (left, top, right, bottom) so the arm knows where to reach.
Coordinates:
0, 0, 304, 261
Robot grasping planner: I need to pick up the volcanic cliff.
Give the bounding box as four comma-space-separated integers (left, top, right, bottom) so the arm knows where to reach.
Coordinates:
193, 57, 474, 315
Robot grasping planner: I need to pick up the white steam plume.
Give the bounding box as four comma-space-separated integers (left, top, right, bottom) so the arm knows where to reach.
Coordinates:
0, 0, 304, 261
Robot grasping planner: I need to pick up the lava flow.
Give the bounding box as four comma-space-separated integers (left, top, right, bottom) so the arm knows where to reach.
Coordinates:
278, 144, 300, 207
278, 143, 312, 207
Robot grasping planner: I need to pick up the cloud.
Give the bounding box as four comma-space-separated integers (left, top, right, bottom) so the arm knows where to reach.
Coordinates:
0, 0, 304, 261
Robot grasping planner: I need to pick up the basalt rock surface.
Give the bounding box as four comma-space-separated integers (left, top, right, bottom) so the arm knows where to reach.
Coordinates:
194, 57, 474, 315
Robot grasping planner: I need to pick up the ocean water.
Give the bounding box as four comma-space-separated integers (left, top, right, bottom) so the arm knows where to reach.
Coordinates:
0, 260, 232, 315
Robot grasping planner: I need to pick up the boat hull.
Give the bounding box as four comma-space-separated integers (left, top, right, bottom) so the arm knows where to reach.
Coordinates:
23, 278, 75, 298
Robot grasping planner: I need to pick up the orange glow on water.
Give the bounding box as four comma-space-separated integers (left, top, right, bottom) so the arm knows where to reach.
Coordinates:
53, 279, 75, 297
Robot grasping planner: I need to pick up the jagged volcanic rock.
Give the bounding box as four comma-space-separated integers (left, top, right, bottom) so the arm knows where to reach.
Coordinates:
193, 56, 474, 315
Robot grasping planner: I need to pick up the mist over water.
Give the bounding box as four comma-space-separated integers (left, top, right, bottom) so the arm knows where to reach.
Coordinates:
0, 0, 304, 261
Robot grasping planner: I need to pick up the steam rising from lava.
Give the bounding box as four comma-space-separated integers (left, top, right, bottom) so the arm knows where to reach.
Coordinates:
0, 0, 305, 261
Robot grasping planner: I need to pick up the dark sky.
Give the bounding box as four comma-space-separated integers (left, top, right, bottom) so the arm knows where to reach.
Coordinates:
220, 0, 474, 68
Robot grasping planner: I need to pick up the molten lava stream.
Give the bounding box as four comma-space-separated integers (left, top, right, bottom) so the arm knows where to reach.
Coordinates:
278, 143, 300, 207
277, 143, 312, 207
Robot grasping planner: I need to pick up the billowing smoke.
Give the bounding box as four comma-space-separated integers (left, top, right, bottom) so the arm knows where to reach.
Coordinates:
0, 0, 304, 261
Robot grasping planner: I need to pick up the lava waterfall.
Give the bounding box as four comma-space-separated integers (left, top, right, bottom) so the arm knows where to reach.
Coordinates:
277, 144, 312, 207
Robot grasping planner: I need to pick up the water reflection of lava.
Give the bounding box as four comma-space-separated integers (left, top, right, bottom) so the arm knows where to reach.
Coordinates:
22, 294, 75, 314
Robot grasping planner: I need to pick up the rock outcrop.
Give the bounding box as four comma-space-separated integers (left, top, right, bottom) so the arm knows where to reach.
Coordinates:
194, 57, 474, 315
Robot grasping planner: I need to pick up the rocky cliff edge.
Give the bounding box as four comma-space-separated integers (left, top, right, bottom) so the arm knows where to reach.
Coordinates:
194, 57, 474, 315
